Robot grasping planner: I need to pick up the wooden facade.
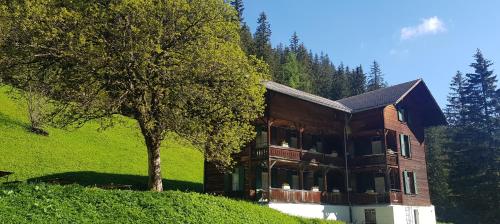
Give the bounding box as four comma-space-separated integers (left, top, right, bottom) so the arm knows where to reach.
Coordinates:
204, 80, 445, 207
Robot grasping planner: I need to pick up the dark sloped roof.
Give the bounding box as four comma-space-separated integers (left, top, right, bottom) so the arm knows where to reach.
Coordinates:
264, 81, 352, 112
264, 79, 446, 127
337, 79, 421, 112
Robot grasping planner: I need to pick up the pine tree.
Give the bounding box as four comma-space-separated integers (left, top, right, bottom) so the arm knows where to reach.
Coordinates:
445, 71, 467, 126
447, 49, 500, 223
349, 65, 366, 96
289, 32, 299, 53
313, 53, 334, 98
282, 52, 311, 91
239, 24, 254, 55
463, 49, 498, 134
367, 60, 387, 91
230, 0, 244, 23
425, 126, 453, 221
254, 12, 272, 62
329, 63, 348, 100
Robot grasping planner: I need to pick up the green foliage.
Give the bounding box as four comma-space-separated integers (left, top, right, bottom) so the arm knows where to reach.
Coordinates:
0, 0, 267, 190
366, 60, 387, 91
0, 86, 203, 190
0, 183, 342, 224
254, 12, 273, 62
425, 126, 453, 221
280, 52, 311, 91
433, 49, 500, 223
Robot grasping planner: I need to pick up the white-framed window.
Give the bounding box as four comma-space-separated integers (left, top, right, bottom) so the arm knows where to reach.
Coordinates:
403, 170, 418, 195
399, 134, 412, 157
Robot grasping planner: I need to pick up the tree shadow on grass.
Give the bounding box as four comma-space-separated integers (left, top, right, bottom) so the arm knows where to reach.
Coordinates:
27, 171, 203, 192
0, 111, 29, 129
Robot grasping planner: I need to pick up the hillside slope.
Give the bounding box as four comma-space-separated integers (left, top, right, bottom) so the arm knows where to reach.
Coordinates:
0, 86, 203, 191
0, 183, 339, 224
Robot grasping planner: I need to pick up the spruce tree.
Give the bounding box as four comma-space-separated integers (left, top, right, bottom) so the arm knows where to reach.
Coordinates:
329, 63, 348, 100
239, 24, 255, 55
447, 49, 499, 223
463, 49, 498, 134
230, 0, 244, 23
254, 12, 272, 62
425, 126, 453, 221
349, 65, 366, 96
367, 60, 387, 91
314, 53, 335, 98
445, 71, 467, 126
289, 32, 299, 53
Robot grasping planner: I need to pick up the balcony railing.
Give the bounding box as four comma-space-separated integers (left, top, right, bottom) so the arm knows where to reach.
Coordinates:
253, 146, 398, 169
349, 191, 403, 204
349, 154, 386, 167
268, 188, 321, 204
321, 192, 347, 204
264, 189, 399, 205
252, 145, 344, 166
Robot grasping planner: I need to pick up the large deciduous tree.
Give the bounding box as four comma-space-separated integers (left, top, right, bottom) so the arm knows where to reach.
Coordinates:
0, 0, 267, 191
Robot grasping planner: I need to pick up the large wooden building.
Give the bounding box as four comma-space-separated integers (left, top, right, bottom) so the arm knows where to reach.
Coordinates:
204, 79, 446, 224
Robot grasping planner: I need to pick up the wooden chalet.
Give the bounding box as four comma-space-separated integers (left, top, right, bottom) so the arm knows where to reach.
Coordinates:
204, 79, 446, 223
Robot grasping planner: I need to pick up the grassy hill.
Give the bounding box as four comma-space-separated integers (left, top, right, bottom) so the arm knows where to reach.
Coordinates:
0, 86, 203, 191
0, 183, 337, 224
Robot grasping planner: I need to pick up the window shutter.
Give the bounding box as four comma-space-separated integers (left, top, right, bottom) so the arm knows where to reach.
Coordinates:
413, 172, 418, 194
398, 109, 404, 121
255, 166, 262, 189
224, 173, 231, 193
407, 136, 412, 158
238, 166, 245, 191
400, 134, 406, 156
403, 171, 410, 194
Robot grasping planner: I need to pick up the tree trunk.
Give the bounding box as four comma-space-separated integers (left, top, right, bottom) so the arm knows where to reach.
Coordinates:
146, 136, 163, 192
139, 119, 164, 192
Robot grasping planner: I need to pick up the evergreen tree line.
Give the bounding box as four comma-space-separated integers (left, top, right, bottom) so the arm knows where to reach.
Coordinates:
231, 0, 387, 100
426, 49, 499, 223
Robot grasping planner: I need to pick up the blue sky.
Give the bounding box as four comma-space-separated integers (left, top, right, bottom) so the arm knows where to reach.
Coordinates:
243, 0, 500, 107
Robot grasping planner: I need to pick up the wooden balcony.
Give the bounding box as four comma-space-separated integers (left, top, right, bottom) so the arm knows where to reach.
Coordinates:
349, 153, 399, 168
262, 189, 401, 205
350, 192, 389, 204
252, 145, 344, 167
349, 154, 386, 167
350, 191, 403, 204
321, 192, 347, 204
268, 188, 321, 204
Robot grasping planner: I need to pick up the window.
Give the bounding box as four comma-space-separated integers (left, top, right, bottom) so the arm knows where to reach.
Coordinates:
255, 128, 268, 148
365, 209, 377, 224
371, 137, 383, 154
224, 166, 244, 192
397, 107, 409, 123
399, 134, 411, 157
403, 171, 418, 195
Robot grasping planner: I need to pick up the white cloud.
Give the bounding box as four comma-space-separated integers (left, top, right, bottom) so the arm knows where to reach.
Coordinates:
400, 16, 446, 40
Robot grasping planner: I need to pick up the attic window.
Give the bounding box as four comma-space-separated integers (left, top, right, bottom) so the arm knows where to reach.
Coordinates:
397, 107, 409, 123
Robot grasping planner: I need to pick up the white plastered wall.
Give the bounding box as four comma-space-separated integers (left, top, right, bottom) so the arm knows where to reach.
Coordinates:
267, 203, 350, 221
267, 203, 436, 224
